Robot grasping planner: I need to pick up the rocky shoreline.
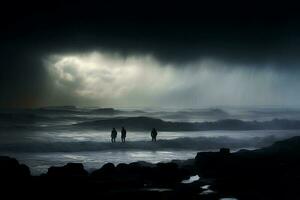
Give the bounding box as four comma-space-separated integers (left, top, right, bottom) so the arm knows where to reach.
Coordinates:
1, 136, 300, 199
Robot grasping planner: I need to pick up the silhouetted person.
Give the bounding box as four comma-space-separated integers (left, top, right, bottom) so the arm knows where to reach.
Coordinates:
151, 128, 158, 142
111, 128, 117, 143
121, 127, 127, 143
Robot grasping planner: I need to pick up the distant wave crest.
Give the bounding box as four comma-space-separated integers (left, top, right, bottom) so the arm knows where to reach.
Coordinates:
75, 117, 300, 131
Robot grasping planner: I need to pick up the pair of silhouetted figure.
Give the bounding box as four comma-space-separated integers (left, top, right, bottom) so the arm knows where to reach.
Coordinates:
111, 127, 127, 143
151, 128, 158, 142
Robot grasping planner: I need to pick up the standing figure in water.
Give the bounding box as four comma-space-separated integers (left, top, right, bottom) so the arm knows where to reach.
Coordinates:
121, 127, 127, 143
151, 128, 158, 142
111, 128, 117, 143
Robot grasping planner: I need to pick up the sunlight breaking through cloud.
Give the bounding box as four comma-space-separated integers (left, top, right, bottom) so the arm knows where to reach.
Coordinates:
45, 52, 176, 106
44, 51, 300, 107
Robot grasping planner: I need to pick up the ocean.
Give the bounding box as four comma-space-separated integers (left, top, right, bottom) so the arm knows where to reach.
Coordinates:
1, 106, 300, 175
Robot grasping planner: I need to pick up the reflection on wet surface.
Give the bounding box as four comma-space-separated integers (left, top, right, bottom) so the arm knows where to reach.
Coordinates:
181, 175, 200, 184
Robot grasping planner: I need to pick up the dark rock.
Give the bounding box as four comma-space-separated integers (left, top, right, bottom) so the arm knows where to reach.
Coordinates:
116, 163, 129, 170
90, 163, 115, 179
47, 163, 88, 177
149, 163, 190, 186
219, 148, 230, 154
195, 137, 300, 199
0, 156, 30, 177
260, 136, 300, 156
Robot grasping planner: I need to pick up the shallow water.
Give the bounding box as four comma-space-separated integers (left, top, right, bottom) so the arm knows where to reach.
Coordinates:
2, 129, 300, 144
5, 150, 199, 175
182, 175, 200, 184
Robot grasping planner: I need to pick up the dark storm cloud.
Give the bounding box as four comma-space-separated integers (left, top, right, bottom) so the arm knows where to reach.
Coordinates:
2, 1, 300, 65
1, 1, 300, 107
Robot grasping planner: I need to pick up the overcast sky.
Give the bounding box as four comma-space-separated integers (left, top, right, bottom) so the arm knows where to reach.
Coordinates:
1, 1, 300, 108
